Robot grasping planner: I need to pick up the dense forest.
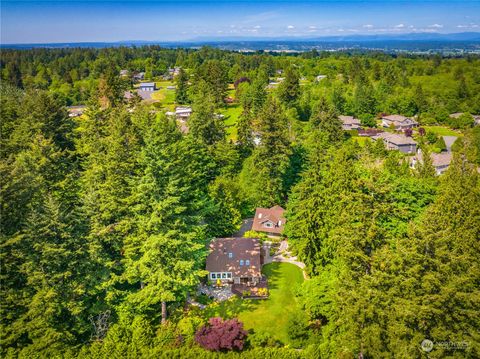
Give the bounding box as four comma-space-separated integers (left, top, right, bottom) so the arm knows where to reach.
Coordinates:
1, 46, 480, 358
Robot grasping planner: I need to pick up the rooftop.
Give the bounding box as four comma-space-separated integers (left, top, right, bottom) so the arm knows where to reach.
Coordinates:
252, 205, 286, 234
376, 132, 417, 145
205, 238, 261, 278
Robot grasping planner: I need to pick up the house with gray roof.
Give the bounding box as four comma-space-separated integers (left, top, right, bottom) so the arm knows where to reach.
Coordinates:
410, 150, 453, 175
381, 114, 418, 130
138, 82, 156, 91
374, 132, 417, 154
339, 115, 361, 131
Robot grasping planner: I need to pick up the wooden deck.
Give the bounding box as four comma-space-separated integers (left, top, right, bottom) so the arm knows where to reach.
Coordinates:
232, 276, 268, 298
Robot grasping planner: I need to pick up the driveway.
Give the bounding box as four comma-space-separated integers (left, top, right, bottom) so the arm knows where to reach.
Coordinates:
233, 218, 253, 237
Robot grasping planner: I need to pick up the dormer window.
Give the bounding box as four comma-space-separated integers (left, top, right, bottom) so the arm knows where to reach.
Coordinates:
264, 222, 273, 228
258, 213, 262, 219
240, 260, 244, 266
228, 252, 233, 258
245, 260, 250, 266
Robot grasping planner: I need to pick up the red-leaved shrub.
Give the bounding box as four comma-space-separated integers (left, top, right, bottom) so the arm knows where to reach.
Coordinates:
195, 317, 247, 351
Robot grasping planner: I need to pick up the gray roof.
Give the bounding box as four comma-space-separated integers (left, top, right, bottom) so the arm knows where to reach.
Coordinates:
339, 115, 361, 125
139, 82, 155, 87
376, 132, 417, 145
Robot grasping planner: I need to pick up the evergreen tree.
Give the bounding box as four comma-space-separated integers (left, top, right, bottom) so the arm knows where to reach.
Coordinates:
175, 68, 189, 104
309, 98, 342, 144
122, 116, 212, 323
278, 66, 300, 106
188, 90, 225, 146
239, 98, 291, 207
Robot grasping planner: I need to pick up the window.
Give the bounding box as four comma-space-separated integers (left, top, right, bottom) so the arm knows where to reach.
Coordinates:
245, 260, 250, 266
228, 252, 233, 258
240, 260, 244, 266
227, 273, 232, 279
211, 273, 216, 279
264, 222, 273, 228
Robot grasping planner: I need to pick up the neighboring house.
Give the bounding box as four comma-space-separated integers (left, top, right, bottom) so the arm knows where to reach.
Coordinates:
119, 69, 128, 77
450, 112, 480, 126
168, 67, 181, 76
316, 75, 327, 81
381, 115, 418, 130
339, 115, 362, 131
139, 82, 156, 91
410, 150, 453, 175
124, 91, 135, 100
267, 81, 280, 89
374, 132, 417, 154
133, 72, 145, 81
252, 205, 286, 236
166, 85, 176, 90
67, 105, 86, 117
175, 106, 192, 119
358, 128, 383, 137
206, 238, 263, 285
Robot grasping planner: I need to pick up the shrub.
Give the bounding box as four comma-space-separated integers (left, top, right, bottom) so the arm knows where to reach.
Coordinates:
257, 288, 268, 297
248, 331, 281, 348
195, 317, 247, 352
286, 311, 310, 348
243, 230, 268, 240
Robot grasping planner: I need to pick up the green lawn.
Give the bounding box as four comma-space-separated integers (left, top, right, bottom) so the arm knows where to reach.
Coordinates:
203, 262, 304, 345
423, 126, 462, 137
351, 136, 371, 147
220, 103, 242, 141
150, 80, 176, 109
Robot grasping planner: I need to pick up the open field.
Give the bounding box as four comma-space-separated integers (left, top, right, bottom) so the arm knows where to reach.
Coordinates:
423, 125, 463, 137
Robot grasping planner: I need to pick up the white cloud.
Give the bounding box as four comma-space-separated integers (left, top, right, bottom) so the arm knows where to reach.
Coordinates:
363, 24, 374, 29
457, 24, 468, 28
394, 23, 405, 28
254, 25, 261, 29
309, 25, 317, 29
429, 24, 443, 28
287, 25, 295, 29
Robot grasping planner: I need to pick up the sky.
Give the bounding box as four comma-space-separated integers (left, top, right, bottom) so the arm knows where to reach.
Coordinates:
1, 1, 480, 44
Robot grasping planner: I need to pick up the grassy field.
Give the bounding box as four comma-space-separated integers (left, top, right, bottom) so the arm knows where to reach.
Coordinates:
423, 126, 462, 137
351, 136, 372, 147
203, 262, 304, 345
220, 103, 242, 141
150, 80, 176, 109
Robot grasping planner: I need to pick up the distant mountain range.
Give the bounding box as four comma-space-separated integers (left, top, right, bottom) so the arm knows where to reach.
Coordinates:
3, 32, 480, 52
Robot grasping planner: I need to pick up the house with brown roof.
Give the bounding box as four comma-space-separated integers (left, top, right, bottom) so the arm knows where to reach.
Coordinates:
205, 238, 263, 285
339, 115, 362, 131
252, 205, 286, 236
381, 115, 418, 130
373, 132, 417, 154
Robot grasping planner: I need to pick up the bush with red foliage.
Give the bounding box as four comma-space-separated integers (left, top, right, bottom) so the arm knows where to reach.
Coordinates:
195, 317, 247, 352
234, 77, 251, 89
404, 128, 413, 137
418, 127, 426, 136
